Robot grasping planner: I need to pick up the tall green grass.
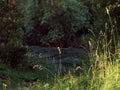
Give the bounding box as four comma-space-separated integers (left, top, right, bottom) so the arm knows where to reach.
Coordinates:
15, 6, 120, 90
23, 31, 119, 90
1, 6, 120, 90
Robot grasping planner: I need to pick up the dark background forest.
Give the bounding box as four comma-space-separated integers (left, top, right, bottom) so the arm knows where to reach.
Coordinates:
0, 0, 120, 89
0, 0, 120, 67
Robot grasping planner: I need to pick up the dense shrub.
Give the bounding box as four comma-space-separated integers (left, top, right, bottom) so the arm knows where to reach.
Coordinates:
0, 1, 27, 68
25, 0, 91, 47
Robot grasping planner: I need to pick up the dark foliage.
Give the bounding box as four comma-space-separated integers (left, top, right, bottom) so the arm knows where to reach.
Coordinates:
24, 0, 91, 47
0, 0, 119, 68
0, 0, 27, 68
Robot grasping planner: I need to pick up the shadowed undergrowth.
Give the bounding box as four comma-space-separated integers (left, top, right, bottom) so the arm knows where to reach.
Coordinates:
0, 34, 120, 90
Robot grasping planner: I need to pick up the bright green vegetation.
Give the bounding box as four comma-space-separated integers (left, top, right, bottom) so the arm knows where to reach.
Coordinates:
18, 61, 120, 90
0, 29, 120, 90
0, 35, 120, 90
0, 0, 120, 90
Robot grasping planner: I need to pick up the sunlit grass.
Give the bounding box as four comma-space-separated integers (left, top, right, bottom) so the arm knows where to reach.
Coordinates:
0, 30, 120, 90
0, 4, 120, 90
27, 33, 119, 90
0, 35, 120, 90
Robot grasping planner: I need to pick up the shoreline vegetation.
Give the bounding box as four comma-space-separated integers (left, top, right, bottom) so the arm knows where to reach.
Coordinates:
0, 0, 120, 90
0, 33, 119, 90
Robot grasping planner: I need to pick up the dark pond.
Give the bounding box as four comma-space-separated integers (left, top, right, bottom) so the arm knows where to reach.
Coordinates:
28, 46, 89, 74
